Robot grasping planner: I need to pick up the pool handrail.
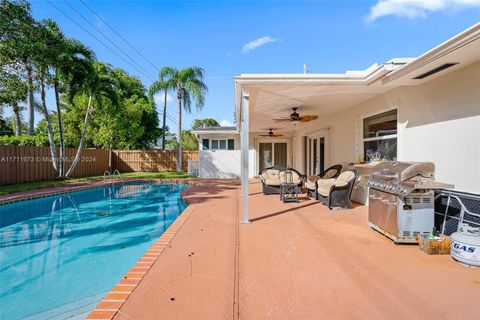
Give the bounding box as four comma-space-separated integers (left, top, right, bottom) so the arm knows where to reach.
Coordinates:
113, 169, 121, 179
103, 170, 111, 182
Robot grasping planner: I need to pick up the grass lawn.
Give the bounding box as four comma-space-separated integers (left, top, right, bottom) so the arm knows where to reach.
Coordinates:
0, 172, 193, 195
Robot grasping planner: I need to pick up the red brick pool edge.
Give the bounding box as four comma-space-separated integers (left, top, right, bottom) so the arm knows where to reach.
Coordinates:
86, 186, 197, 320
0, 178, 197, 205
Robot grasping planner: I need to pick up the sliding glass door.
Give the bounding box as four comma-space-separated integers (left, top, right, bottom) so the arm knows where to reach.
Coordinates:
274, 143, 287, 167
308, 132, 328, 176
258, 142, 288, 171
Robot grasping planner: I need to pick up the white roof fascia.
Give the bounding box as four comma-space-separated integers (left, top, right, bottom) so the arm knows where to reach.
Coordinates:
384, 22, 480, 83
191, 130, 239, 135
234, 62, 393, 86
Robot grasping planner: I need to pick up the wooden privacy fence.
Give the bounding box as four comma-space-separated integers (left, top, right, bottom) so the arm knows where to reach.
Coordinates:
0, 145, 199, 185
0, 145, 110, 185
112, 150, 198, 172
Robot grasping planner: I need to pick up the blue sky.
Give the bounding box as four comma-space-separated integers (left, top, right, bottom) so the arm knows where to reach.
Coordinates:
25, 0, 480, 131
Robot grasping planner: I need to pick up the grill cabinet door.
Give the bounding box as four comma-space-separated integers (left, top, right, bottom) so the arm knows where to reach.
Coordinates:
368, 189, 383, 228
383, 193, 399, 236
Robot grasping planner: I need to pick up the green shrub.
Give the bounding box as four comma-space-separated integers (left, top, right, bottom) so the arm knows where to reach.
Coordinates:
0, 135, 50, 147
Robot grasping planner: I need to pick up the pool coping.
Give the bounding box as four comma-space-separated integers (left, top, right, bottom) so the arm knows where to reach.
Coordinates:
0, 178, 198, 206
85, 184, 198, 320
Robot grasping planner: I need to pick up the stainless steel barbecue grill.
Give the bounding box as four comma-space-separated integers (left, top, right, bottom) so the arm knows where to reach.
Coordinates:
367, 161, 454, 243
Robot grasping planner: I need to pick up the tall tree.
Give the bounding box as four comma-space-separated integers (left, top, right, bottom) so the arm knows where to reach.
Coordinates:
33, 19, 60, 173
65, 63, 117, 177
42, 19, 95, 177
151, 67, 207, 171
148, 67, 177, 150
0, 0, 38, 135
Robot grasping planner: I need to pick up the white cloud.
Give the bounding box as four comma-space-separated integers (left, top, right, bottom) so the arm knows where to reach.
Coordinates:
366, 0, 480, 21
242, 36, 279, 54
153, 92, 174, 106
220, 119, 234, 127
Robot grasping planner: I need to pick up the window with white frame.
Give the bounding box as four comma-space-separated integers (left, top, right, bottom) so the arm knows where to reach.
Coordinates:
363, 109, 397, 161
210, 139, 234, 150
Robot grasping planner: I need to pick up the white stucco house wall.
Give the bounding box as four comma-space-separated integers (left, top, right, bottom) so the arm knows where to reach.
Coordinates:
191, 126, 256, 179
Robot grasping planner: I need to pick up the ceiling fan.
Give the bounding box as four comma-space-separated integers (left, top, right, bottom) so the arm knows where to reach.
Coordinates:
273, 107, 318, 124
259, 129, 283, 138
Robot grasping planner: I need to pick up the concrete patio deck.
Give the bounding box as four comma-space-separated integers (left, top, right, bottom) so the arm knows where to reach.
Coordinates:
113, 179, 479, 320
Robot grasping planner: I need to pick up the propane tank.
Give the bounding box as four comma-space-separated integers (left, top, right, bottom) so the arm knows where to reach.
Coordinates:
450, 223, 480, 267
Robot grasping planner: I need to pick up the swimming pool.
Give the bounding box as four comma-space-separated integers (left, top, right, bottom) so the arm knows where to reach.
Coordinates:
0, 182, 189, 320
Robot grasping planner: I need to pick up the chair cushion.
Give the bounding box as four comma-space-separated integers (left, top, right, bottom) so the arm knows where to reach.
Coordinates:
335, 171, 355, 187
265, 178, 281, 186
261, 169, 279, 182
261, 169, 281, 186
322, 169, 338, 179
279, 171, 301, 185
317, 178, 336, 197
305, 180, 316, 190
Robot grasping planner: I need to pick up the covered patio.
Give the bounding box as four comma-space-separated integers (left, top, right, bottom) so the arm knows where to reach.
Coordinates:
106, 179, 479, 320
233, 66, 400, 222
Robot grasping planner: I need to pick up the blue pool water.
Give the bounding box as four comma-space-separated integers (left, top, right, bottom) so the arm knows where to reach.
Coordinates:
0, 182, 188, 320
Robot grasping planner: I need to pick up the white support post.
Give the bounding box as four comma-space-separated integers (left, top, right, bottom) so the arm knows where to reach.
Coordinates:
240, 93, 250, 224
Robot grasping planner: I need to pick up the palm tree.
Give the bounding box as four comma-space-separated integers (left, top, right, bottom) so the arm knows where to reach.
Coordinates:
41, 19, 95, 177
33, 19, 60, 173
65, 63, 117, 177
148, 66, 177, 150
151, 67, 207, 171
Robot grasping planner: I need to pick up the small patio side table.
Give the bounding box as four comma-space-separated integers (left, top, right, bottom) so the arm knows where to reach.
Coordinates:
280, 182, 301, 203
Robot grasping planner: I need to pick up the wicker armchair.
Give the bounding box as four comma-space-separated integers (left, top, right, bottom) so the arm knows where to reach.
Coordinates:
259, 166, 304, 195
315, 169, 358, 209
305, 164, 343, 198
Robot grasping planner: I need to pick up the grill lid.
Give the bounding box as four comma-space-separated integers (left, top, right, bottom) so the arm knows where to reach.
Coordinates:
371, 161, 435, 182
368, 161, 453, 196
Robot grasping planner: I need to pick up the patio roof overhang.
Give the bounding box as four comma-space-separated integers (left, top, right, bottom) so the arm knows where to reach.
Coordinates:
234, 69, 398, 133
